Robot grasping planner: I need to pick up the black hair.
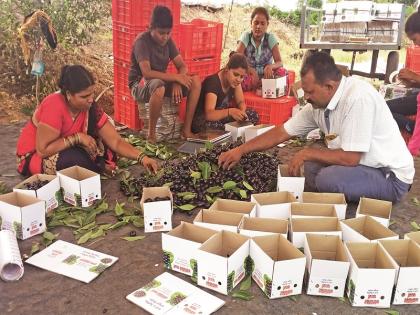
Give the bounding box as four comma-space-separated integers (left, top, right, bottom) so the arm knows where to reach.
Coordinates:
150, 5, 173, 29
58, 65, 95, 95
405, 6, 420, 35
251, 7, 270, 22
226, 53, 248, 71
300, 52, 342, 84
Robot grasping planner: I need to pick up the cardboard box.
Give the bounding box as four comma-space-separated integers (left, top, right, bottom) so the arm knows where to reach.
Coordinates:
250, 234, 306, 299
302, 192, 347, 220
405, 231, 420, 246
290, 217, 342, 249
209, 198, 256, 217
193, 209, 244, 232
340, 216, 398, 243
57, 166, 101, 207
356, 197, 392, 227
262, 77, 287, 98
141, 187, 173, 233
250, 191, 295, 219
239, 217, 288, 238
304, 234, 350, 297
161, 222, 218, 277
244, 124, 275, 142
14, 174, 61, 213
379, 84, 411, 100
344, 242, 398, 308
0, 192, 46, 240
277, 165, 305, 201
196, 230, 250, 295
290, 203, 337, 219
224, 121, 254, 141
379, 239, 420, 305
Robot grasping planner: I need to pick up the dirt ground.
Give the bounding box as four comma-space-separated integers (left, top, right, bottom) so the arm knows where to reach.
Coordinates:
0, 122, 420, 315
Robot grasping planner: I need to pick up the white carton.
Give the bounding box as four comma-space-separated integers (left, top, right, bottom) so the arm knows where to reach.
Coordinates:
344, 242, 398, 308
209, 198, 256, 217
338, 0, 375, 22
290, 217, 342, 249
340, 216, 398, 243
0, 192, 46, 240
374, 3, 404, 20
57, 166, 101, 207
405, 231, 420, 246
141, 187, 173, 233
262, 77, 287, 98
196, 230, 250, 295
244, 124, 275, 142
356, 197, 392, 227
379, 84, 411, 100
161, 222, 217, 277
224, 121, 254, 141
302, 192, 347, 220
193, 209, 244, 232
239, 217, 288, 238
251, 191, 295, 219
379, 239, 420, 305
304, 234, 350, 298
290, 203, 337, 219
322, 3, 339, 23
250, 234, 306, 299
13, 174, 61, 213
277, 165, 305, 201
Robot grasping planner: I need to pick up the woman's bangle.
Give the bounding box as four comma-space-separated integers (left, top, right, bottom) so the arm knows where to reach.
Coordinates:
136, 152, 146, 164
75, 133, 81, 144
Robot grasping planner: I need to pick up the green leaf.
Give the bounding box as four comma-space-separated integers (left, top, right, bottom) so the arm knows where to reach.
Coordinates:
121, 235, 146, 241
98, 224, 112, 230
90, 229, 105, 239
95, 200, 109, 213
178, 204, 196, 211
207, 186, 222, 194
385, 310, 399, 315
107, 221, 129, 230
206, 195, 213, 203
411, 197, 420, 206
410, 221, 420, 231
114, 201, 125, 216
132, 218, 144, 228
232, 290, 253, 301
288, 295, 298, 302
78, 221, 97, 231
198, 162, 211, 180
223, 181, 237, 190
43, 231, 57, 241
239, 190, 247, 199
163, 182, 173, 187
239, 275, 252, 291
77, 230, 93, 244
30, 242, 40, 256
338, 296, 347, 303
190, 171, 201, 180
242, 181, 254, 190
388, 220, 396, 227
204, 141, 214, 151
83, 211, 97, 225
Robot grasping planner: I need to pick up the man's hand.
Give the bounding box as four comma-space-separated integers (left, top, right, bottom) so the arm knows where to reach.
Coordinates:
288, 148, 310, 176
176, 74, 193, 89
172, 83, 183, 104
263, 64, 274, 79
142, 156, 158, 174
218, 147, 243, 170
229, 108, 248, 121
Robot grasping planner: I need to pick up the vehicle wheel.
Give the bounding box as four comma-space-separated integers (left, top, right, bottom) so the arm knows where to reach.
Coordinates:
385, 51, 399, 84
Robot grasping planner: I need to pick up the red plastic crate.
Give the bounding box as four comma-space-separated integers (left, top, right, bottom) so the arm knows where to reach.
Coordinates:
114, 90, 142, 130
405, 45, 420, 74
112, 0, 180, 28
113, 58, 131, 95
167, 57, 221, 81
179, 19, 223, 60
244, 92, 297, 125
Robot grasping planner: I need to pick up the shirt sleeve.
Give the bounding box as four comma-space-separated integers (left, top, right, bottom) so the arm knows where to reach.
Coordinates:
168, 38, 179, 60
268, 33, 279, 50
283, 104, 319, 137
133, 35, 150, 63
239, 31, 250, 46
37, 95, 63, 131
203, 75, 220, 95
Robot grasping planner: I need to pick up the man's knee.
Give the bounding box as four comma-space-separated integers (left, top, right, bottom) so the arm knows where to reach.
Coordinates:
315, 165, 343, 193
151, 84, 165, 99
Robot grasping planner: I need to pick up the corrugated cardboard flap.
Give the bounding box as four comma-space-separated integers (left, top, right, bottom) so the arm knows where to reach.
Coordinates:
168, 221, 217, 243
291, 217, 340, 232
241, 217, 288, 234
251, 191, 295, 205
291, 203, 337, 217
199, 231, 249, 258
302, 192, 346, 205
306, 234, 348, 262
380, 239, 420, 267
357, 197, 392, 219
0, 191, 42, 207
346, 242, 396, 269
253, 234, 304, 261
209, 198, 256, 214
58, 165, 98, 181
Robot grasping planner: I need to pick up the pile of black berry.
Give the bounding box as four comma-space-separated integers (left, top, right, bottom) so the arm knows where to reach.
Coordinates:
144, 197, 171, 202
23, 180, 50, 190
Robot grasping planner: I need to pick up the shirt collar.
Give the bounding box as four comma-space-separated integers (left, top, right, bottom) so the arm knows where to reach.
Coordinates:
250, 33, 266, 48
326, 76, 346, 111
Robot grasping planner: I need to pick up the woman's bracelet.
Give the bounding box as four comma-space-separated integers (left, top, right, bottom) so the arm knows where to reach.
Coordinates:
136, 151, 146, 164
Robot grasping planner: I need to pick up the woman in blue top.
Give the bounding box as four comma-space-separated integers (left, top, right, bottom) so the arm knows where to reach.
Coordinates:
236, 7, 283, 91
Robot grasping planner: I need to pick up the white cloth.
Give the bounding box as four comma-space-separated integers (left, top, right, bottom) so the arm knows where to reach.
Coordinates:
284, 76, 415, 184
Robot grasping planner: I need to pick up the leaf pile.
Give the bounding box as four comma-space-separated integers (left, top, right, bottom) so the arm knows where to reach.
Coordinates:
232, 276, 253, 301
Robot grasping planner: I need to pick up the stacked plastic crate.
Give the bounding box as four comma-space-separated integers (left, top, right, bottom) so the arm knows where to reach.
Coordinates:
406, 45, 420, 75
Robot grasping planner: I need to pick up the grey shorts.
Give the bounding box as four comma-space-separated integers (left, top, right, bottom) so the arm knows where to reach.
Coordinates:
131, 79, 188, 103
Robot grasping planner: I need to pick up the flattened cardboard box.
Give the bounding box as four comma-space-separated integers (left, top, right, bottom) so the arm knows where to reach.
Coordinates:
13, 174, 61, 213
161, 222, 217, 277
356, 197, 392, 227
277, 165, 305, 201
340, 216, 398, 243
224, 121, 254, 141
344, 242, 398, 308
250, 234, 306, 299
290, 203, 337, 219
244, 124, 275, 142
379, 239, 420, 305
405, 231, 420, 246
196, 230, 250, 295
57, 166, 101, 207
239, 217, 288, 238
0, 192, 46, 240
141, 187, 173, 233
304, 234, 350, 298
193, 209, 244, 232
209, 198, 256, 217
302, 192, 347, 220
251, 191, 295, 219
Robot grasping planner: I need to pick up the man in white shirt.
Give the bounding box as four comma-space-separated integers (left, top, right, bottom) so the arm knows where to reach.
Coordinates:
218, 52, 414, 203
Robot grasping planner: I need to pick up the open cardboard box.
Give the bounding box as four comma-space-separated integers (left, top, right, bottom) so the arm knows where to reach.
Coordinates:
250, 234, 306, 299
340, 216, 398, 243
344, 242, 398, 308
356, 197, 392, 227
57, 165, 101, 207
250, 191, 295, 219
161, 222, 218, 277
141, 187, 173, 233
290, 203, 337, 219
196, 230, 250, 295
209, 198, 256, 217
379, 239, 420, 305
0, 192, 45, 240
304, 234, 350, 298
302, 192, 347, 220
290, 217, 342, 249
193, 209, 244, 232
405, 231, 420, 246
244, 124, 275, 142
13, 174, 61, 213
262, 76, 287, 98
239, 217, 288, 238
224, 121, 254, 141
277, 165, 305, 201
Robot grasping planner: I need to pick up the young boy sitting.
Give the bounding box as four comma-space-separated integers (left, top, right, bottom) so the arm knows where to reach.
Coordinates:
128, 5, 201, 142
